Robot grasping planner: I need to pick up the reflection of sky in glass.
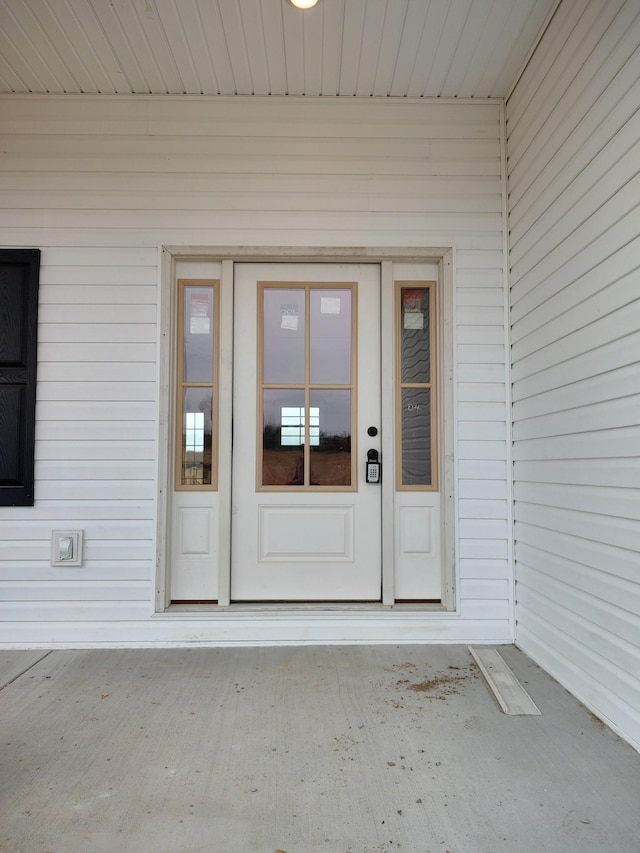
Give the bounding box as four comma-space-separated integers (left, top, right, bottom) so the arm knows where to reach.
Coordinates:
183, 287, 214, 383
263, 289, 305, 384
262, 287, 352, 385
310, 390, 351, 437
310, 290, 351, 384
264, 390, 303, 426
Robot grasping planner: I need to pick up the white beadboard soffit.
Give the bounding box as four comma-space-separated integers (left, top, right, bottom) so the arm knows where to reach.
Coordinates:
0, 0, 556, 98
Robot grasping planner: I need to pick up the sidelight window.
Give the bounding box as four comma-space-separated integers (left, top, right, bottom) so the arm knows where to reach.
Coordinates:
175, 280, 219, 489
395, 282, 438, 491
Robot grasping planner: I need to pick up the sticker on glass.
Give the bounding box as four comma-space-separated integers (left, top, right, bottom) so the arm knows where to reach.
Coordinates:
320, 297, 341, 315
280, 303, 299, 331
404, 312, 424, 330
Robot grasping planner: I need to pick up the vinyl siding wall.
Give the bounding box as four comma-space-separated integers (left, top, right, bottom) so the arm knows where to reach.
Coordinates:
0, 95, 511, 645
507, 0, 640, 750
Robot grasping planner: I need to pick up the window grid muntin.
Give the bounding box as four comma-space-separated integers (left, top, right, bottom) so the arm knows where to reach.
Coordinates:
258, 282, 356, 491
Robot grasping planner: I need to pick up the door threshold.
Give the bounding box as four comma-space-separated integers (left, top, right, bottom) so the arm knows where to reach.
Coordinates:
164, 601, 445, 613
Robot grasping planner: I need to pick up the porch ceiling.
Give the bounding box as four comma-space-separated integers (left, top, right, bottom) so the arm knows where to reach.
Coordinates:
0, 0, 557, 98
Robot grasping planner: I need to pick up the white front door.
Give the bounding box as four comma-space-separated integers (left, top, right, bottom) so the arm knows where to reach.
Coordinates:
231, 263, 382, 602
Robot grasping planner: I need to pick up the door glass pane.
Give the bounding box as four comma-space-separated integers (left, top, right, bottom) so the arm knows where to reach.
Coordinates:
263, 288, 305, 384
181, 388, 213, 485
401, 387, 431, 486
183, 286, 214, 383
262, 389, 305, 486
309, 390, 351, 486
400, 288, 430, 384
310, 289, 351, 384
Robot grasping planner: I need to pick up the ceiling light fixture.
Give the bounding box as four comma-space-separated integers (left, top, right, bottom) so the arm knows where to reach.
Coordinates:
289, 0, 318, 8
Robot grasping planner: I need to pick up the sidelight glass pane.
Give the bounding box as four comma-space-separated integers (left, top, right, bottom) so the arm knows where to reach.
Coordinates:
183, 286, 214, 383
263, 288, 305, 384
400, 288, 430, 384
181, 387, 213, 486
262, 389, 305, 486
310, 289, 351, 384
309, 390, 351, 486
401, 387, 431, 486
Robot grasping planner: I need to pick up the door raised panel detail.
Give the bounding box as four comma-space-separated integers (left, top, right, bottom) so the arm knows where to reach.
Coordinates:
259, 505, 353, 561
399, 506, 432, 556
171, 502, 218, 601
181, 508, 212, 555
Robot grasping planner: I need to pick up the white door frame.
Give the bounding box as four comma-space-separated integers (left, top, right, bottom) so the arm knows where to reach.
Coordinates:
156, 246, 456, 612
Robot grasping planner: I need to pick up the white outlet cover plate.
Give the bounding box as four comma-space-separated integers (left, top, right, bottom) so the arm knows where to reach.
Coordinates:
51, 530, 83, 567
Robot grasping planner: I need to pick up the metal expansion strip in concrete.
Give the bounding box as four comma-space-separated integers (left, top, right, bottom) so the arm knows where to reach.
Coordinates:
469, 646, 541, 715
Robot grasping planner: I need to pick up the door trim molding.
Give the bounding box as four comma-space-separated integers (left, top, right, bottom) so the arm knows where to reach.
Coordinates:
156, 246, 457, 613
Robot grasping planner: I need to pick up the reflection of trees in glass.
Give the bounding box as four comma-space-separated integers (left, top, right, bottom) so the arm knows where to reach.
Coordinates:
314, 432, 351, 453
262, 426, 350, 452
263, 424, 288, 450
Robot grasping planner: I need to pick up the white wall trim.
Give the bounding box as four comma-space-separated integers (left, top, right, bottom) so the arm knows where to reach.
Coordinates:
216, 259, 234, 607
505, 0, 564, 103
154, 246, 174, 611
0, 92, 504, 107
162, 246, 457, 263
380, 260, 395, 606
500, 101, 516, 639
2, 606, 513, 649
440, 250, 458, 611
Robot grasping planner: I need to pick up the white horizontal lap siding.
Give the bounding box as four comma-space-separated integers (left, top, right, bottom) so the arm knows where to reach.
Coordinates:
1, 260, 158, 620
456, 249, 510, 626
0, 94, 509, 644
507, 0, 640, 750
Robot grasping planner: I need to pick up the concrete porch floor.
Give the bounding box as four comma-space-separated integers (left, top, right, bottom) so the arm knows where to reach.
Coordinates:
1, 645, 639, 853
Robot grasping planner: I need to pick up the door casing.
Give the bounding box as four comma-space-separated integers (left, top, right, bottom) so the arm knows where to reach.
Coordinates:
157, 247, 456, 612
